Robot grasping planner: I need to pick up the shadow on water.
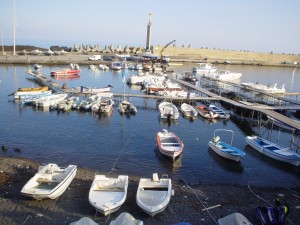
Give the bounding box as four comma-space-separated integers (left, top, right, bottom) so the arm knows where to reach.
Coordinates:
243, 145, 300, 175
207, 147, 244, 173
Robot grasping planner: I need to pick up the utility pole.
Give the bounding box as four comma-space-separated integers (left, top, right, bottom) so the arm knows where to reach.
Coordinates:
12, 0, 16, 55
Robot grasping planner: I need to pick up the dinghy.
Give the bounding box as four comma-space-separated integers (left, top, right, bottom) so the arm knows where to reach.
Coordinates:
245, 136, 300, 166
156, 129, 184, 160
89, 175, 129, 216
159, 101, 179, 120
209, 129, 246, 162
136, 173, 173, 217
118, 100, 137, 114
208, 104, 230, 119
21, 163, 77, 200
180, 103, 198, 119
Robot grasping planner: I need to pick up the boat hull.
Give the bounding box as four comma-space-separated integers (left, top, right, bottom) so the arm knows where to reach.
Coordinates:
21, 164, 77, 200
156, 130, 184, 160
209, 141, 242, 162
245, 136, 300, 166
136, 177, 172, 217
50, 69, 80, 76
88, 175, 128, 216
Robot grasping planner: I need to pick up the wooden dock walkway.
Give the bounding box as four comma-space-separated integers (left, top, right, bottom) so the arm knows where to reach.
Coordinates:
27, 71, 300, 131
168, 76, 300, 130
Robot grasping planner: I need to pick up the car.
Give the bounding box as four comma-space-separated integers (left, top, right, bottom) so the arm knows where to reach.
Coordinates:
103, 56, 114, 61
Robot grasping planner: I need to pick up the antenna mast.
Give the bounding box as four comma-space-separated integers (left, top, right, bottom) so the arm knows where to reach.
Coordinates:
12, 0, 16, 55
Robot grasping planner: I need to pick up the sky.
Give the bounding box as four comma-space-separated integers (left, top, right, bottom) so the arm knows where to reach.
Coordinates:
0, 0, 299, 54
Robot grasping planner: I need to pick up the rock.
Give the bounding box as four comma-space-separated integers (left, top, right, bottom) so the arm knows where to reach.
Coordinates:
2, 145, 8, 151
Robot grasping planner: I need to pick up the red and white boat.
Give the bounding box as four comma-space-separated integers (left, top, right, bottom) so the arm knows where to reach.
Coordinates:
156, 129, 184, 160
50, 64, 80, 77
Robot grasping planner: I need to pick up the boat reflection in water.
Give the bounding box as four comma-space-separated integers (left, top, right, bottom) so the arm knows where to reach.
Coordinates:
154, 147, 182, 173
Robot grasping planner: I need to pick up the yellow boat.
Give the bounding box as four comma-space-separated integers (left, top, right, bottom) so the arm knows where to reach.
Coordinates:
18, 86, 48, 92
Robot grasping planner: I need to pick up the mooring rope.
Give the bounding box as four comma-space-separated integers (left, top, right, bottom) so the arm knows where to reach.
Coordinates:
21, 215, 32, 225
181, 178, 218, 225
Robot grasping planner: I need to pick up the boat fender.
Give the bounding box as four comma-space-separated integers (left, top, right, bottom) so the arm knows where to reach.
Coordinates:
171, 189, 175, 196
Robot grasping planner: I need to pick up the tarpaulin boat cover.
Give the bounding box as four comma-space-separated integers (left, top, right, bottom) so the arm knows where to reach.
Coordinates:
70, 217, 98, 225
218, 213, 252, 225
109, 212, 143, 225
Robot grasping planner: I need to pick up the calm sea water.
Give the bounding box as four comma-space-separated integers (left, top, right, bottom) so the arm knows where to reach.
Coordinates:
0, 63, 299, 187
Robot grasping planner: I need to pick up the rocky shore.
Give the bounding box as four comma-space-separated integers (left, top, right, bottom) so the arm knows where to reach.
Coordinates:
0, 156, 299, 225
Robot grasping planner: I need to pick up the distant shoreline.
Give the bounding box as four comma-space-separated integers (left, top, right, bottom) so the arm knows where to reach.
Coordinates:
0, 53, 299, 67
1, 44, 300, 67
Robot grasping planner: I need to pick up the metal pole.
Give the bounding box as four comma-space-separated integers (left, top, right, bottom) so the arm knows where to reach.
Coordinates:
12, 0, 16, 55
1, 26, 5, 55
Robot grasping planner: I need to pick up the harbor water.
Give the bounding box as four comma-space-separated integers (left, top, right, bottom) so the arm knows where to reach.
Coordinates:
0, 63, 300, 187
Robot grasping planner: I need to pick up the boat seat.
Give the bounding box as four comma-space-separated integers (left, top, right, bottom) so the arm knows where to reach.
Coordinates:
36, 178, 59, 183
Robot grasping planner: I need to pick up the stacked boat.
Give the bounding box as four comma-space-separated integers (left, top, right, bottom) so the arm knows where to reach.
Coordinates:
14, 86, 52, 100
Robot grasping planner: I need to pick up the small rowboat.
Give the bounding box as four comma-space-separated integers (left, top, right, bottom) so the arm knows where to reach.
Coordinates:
245, 136, 300, 166
156, 129, 184, 160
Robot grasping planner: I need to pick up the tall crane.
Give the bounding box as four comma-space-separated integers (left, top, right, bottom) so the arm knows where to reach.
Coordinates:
160, 40, 176, 63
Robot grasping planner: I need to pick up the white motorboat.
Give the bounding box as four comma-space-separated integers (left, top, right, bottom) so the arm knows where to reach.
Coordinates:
127, 73, 165, 85
158, 101, 179, 120
180, 103, 198, 119
22, 91, 53, 105
91, 93, 114, 114
192, 63, 217, 74
156, 129, 184, 160
205, 70, 242, 81
245, 136, 300, 166
118, 100, 137, 114
110, 62, 122, 70
89, 175, 129, 216
35, 93, 68, 108
209, 129, 246, 162
136, 173, 173, 217
194, 104, 219, 119
58, 96, 79, 112
73, 85, 112, 93
241, 82, 285, 94
99, 64, 109, 70
14, 86, 50, 100
208, 104, 230, 119
21, 163, 77, 200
